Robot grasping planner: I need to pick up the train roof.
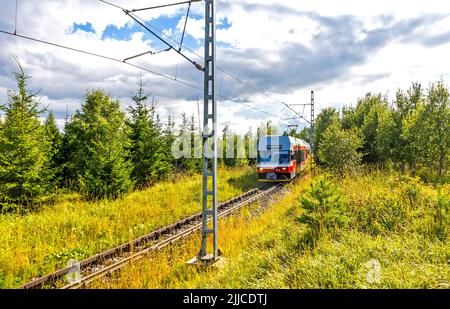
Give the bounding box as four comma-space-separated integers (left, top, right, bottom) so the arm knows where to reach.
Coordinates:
258, 135, 310, 150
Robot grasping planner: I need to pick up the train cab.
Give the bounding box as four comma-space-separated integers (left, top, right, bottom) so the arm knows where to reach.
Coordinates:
257, 135, 310, 182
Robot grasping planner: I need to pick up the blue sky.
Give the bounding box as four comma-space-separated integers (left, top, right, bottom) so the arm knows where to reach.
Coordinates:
72, 13, 231, 52
1, 0, 450, 133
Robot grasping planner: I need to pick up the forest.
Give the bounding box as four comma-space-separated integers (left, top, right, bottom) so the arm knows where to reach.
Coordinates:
1, 62, 448, 212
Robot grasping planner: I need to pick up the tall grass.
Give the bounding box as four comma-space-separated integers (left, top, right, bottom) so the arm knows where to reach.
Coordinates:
91, 170, 449, 289
0, 166, 257, 288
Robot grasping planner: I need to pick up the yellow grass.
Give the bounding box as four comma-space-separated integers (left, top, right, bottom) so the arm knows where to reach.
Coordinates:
0, 166, 257, 288
90, 170, 449, 289
90, 174, 314, 288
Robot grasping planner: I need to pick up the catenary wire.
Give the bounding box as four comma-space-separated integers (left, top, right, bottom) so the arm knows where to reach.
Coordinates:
97, 0, 311, 124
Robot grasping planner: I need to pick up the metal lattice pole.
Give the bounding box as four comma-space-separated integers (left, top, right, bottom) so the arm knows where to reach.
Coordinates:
198, 0, 219, 261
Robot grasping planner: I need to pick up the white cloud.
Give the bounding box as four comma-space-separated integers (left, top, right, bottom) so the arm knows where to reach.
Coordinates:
0, 0, 449, 135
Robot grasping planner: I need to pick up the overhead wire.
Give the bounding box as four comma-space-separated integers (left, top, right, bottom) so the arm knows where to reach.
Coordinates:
0, 30, 289, 121
99, 1, 203, 70
179, 1, 191, 51
124, 12, 203, 70
14, 0, 18, 35
97, 0, 311, 124
130, 0, 200, 13
0, 29, 202, 91
2, 0, 301, 125
97, 0, 296, 122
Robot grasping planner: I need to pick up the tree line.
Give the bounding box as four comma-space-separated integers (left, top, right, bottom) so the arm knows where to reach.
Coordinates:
1, 63, 448, 211
290, 82, 449, 181
0, 64, 268, 211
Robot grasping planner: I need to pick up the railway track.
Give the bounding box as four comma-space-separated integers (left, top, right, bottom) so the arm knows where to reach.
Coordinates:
21, 183, 284, 289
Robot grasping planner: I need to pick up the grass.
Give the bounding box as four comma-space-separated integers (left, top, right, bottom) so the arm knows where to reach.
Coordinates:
90, 169, 449, 289
0, 166, 258, 288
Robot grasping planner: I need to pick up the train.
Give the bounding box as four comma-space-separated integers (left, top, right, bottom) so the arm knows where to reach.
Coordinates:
257, 135, 310, 182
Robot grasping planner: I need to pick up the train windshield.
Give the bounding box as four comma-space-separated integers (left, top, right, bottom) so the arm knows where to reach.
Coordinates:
258, 151, 290, 164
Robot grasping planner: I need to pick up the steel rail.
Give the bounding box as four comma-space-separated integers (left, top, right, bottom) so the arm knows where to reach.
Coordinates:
20, 185, 280, 289
61, 184, 282, 289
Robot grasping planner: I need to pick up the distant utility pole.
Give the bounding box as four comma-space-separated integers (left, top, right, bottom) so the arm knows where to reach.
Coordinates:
286, 90, 315, 171
286, 90, 315, 147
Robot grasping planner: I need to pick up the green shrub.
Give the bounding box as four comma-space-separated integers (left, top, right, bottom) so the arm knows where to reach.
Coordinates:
317, 123, 363, 178
297, 176, 348, 243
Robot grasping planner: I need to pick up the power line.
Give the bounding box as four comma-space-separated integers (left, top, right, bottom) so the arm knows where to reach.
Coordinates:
179, 1, 191, 51
0, 29, 289, 121
98, 0, 122, 10
99, 0, 202, 70
125, 12, 203, 70
14, 0, 18, 35
2, 2, 299, 124
97, 1, 302, 123
130, 0, 201, 13
97, 0, 311, 124
135, 7, 306, 122
218, 94, 289, 120
0, 29, 202, 91
219, 69, 311, 124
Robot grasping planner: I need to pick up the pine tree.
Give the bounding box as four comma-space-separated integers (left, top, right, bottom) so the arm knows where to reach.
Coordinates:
222, 124, 234, 167
57, 116, 80, 188
64, 90, 134, 199
244, 127, 256, 165
175, 113, 198, 172
44, 112, 61, 149
189, 114, 202, 171
0, 62, 53, 209
127, 81, 170, 187
162, 115, 176, 173
44, 111, 62, 182
298, 177, 348, 242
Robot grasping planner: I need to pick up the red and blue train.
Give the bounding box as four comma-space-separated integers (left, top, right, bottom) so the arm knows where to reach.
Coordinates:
257, 135, 310, 182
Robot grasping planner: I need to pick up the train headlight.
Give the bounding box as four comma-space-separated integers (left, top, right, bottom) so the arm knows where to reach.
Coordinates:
282, 167, 287, 171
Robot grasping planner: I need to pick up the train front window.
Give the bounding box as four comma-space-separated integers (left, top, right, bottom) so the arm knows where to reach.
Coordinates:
258, 151, 272, 163
279, 153, 289, 164
258, 151, 290, 164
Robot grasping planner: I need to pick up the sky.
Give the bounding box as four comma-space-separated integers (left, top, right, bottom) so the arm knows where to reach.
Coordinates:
1, 0, 450, 134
